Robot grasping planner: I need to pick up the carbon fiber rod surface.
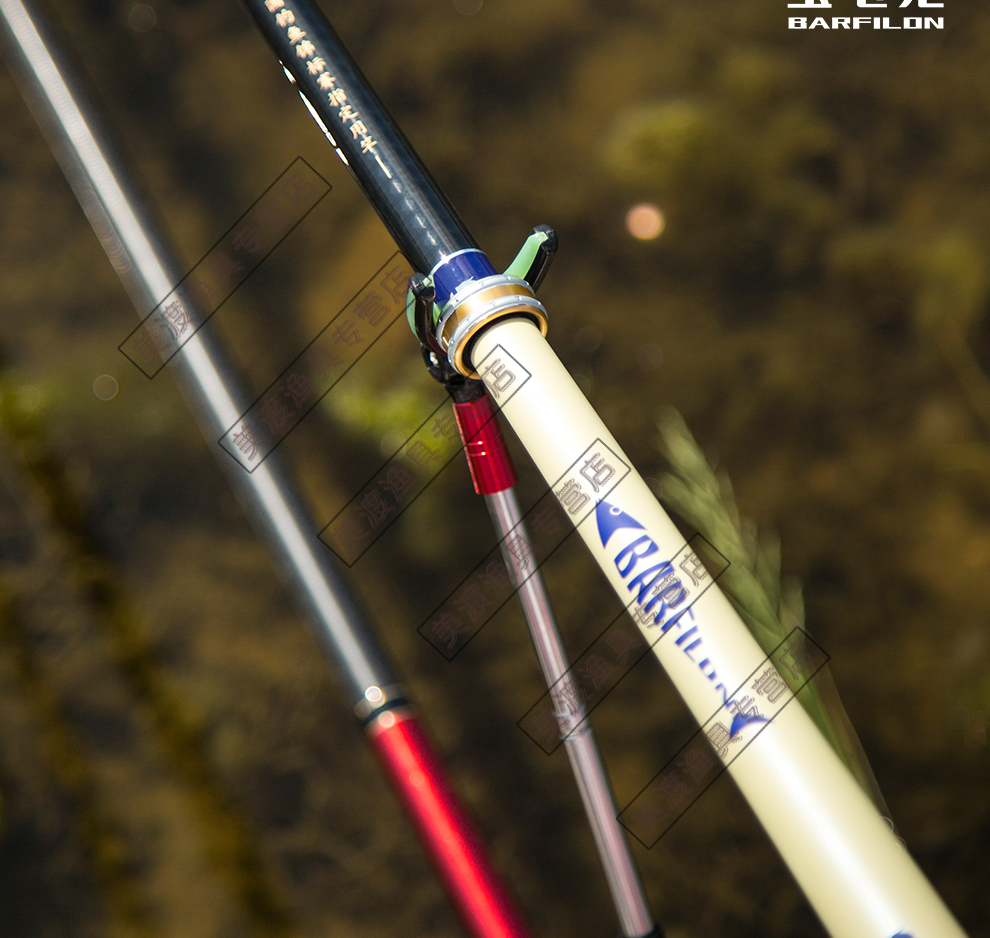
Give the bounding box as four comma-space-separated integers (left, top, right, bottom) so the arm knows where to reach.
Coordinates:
0, 0, 401, 733
242, 0, 476, 276
0, 5, 535, 938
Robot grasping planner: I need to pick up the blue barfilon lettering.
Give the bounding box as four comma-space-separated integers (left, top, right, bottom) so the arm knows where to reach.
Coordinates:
596, 500, 743, 724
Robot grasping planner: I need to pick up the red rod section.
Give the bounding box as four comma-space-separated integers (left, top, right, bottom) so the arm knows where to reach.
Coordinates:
367, 710, 533, 938
453, 397, 517, 495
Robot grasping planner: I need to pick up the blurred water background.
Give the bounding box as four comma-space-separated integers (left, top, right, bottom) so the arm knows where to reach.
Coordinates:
0, 1, 987, 936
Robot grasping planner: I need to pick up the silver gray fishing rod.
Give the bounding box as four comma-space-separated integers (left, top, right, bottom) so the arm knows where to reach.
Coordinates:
0, 3, 538, 936
426, 358, 661, 938
490, 488, 658, 938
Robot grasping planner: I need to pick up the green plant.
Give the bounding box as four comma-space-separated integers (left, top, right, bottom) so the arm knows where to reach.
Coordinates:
656, 406, 895, 824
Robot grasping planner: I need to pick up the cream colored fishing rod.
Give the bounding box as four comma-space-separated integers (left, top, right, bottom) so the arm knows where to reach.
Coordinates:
240, 1, 970, 934
469, 318, 966, 938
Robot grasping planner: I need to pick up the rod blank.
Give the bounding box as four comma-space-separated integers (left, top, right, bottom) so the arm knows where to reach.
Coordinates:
0, 4, 534, 936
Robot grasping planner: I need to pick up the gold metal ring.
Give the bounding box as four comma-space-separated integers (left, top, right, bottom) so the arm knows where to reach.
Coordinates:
440, 283, 549, 377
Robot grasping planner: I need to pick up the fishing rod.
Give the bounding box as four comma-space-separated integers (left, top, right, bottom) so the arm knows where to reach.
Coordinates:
0, 4, 535, 937
241, 2, 970, 937
421, 348, 661, 938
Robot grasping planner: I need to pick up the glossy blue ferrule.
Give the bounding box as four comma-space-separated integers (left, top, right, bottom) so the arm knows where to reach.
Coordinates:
430, 249, 498, 308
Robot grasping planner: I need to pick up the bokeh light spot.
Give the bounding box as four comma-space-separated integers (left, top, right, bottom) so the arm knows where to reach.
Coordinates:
128, 3, 156, 32
626, 203, 665, 240
94, 375, 119, 400
453, 0, 483, 14
380, 429, 405, 457
16, 386, 42, 413
573, 373, 592, 395
636, 344, 663, 371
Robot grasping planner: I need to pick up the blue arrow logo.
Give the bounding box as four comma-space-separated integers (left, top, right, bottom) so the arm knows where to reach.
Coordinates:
596, 500, 645, 547
729, 711, 769, 738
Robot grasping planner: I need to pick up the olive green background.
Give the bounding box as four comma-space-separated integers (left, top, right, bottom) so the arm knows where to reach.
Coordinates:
0, 1, 987, 936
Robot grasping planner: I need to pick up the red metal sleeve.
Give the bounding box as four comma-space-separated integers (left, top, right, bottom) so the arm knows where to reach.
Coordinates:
366, 710, 532, 938
453, 397, 518, 495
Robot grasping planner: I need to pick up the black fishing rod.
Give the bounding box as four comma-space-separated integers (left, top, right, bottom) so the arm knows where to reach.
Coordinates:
0, 3, 535, 937
242, 0, 548, 371
240, 3, 971, 938
238, 7, 665, 933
